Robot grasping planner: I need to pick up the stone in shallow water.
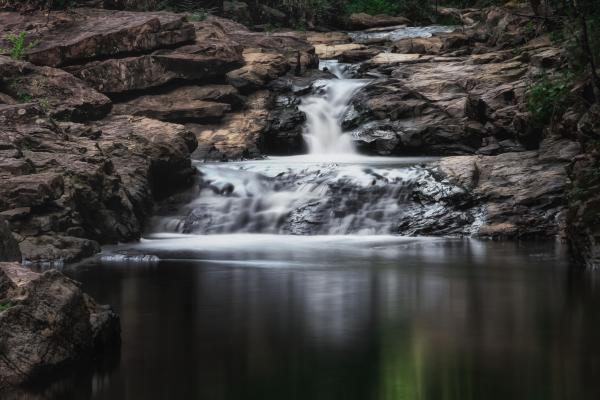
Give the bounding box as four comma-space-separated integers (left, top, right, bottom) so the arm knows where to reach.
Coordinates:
0, 262, 120, 389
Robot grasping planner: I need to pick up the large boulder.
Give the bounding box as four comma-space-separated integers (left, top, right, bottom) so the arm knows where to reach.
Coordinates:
343, 79, 476, 155
0, 262, 120, 389
437, 141, 577, 239
0, 56, 111, 122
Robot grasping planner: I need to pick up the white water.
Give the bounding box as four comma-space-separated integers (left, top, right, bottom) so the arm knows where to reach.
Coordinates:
349, 25, 458, 44
299, 60, 369, 155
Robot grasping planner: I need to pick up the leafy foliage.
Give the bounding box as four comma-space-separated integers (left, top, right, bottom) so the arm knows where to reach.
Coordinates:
0, 32, 38, 60
526, 73, 573, 125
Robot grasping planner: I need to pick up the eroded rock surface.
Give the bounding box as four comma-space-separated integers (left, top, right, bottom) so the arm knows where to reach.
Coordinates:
0, 104, 197, 264
0, 262, 120, 390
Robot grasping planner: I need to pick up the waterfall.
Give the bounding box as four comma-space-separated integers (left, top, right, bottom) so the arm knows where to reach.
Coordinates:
299, 61, 369, 155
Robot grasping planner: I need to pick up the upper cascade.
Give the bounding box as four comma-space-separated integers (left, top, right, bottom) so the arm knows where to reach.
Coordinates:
300, 61, 369, 155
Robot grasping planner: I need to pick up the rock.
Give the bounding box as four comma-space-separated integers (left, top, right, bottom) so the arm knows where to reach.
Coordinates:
344, 79, 474, 155
0, 217, 19, 262
348, 13, 411, 29
226, 31, 319, 75
67, 50, 244, 94
438, 151, 569, 238
0, 56, 111, 122
367, 53, 430, 65
2, 9, 196, 67
0, 262, 120, 389
313, 43, 365, 59
191, 91, 270, 161
0, 104, 197, 264
227, 51, 289, 92
304, 31, 352, 46
393, 37, 443, 55
93, 115, 198, 205
338, 48, 381, 63
263, 95, 306, 155
112, 85, 242, 122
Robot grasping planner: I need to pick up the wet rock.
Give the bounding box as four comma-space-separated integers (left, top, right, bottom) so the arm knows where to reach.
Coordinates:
344, 79, 474, 155
438, 150, 570, 238
263, 95, 306, 155
0, 56, 111, 122
348, 13, 411, 29
112, 85, 241, 122
0, 262, 120, 389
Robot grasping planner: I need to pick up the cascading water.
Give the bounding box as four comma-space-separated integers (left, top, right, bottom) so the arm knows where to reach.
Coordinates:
147, 55, 481, 239
299, 60, 369, 155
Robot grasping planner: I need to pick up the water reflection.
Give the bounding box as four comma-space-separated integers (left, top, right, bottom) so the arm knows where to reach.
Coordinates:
9, 238, 600, 400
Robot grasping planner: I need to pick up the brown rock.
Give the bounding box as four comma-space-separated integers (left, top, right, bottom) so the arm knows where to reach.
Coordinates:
11, 9, 196, 67
112, 85, 241, 122
191, 91, 270, 161
67, 50, 243, 94
0, 56, 111, 122
227, 51, 289, 92
0, 263, 120, 389
0, 104, 197, 263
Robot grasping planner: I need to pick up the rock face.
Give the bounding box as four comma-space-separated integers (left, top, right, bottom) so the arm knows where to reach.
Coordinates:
0, 262, 120, 390
0, 104, 197, 264
14, 9, 195, 67
112, 85, 242, 122
437, 142, 576, 238
191, 91, 270, 161
0, 56, 111, 122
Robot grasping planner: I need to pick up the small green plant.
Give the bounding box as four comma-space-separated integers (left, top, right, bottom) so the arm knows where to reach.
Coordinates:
0, 301, 12, 312
19, 93, 33, 103
38, 97, 50, 111
188, 10, 209, 22
0, 32, 38, 60
526, 72, 573, 125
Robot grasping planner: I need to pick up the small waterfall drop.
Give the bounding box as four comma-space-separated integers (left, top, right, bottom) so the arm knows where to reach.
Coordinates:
299, 61, 369, 155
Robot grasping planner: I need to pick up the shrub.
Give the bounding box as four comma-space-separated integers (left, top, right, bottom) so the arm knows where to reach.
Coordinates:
526, 72, 573, 125
1, 32, 38, 60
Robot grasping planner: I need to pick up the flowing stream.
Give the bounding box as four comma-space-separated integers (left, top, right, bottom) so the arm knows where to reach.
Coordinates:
26, 25, 600, 400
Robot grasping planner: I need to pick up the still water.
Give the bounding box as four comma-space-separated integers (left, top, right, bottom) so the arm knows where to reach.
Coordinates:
15, 236, 600, 400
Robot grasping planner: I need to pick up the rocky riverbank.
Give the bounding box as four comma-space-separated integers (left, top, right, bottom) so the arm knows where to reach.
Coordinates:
0, 4, 598, 264
0, 0, 599, 393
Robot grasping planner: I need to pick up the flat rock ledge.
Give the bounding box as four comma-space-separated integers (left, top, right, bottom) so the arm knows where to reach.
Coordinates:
0, 262, 120, 391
